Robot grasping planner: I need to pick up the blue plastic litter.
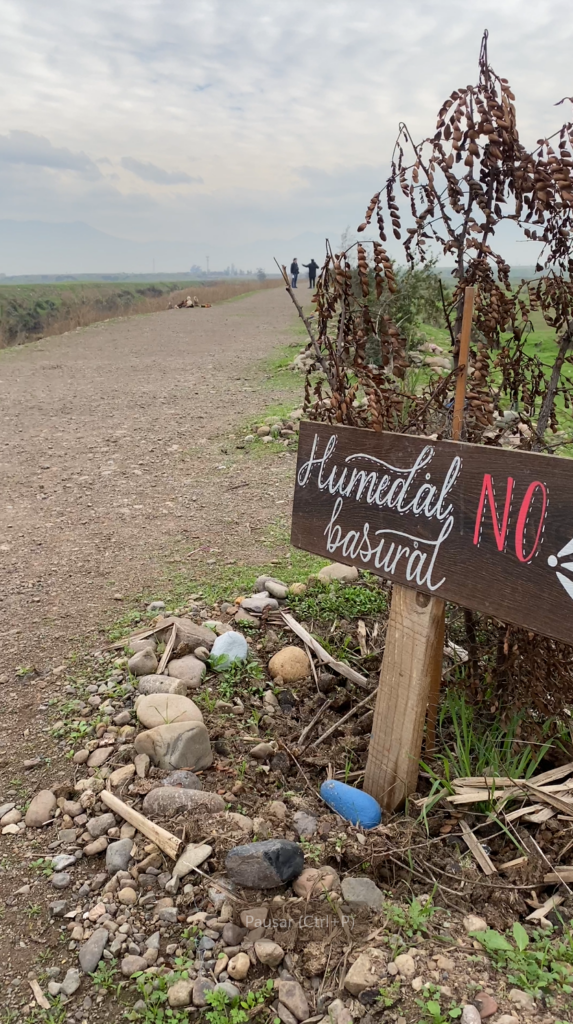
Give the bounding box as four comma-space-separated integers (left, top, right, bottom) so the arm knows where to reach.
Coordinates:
320, 779, 382, 829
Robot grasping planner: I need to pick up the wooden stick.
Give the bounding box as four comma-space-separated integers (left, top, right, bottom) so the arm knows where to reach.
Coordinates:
526, 895, 564, 920
459, 820, 497, 875
452, 286, 475, 440
101, 790, 183, 860
364, 588, 445, 810
425, 285, 475, 754
281, 611, 371, 689
29, 980, 50, 1010
106, 617, 176, 650
521, 781, 573, 816
310, 690, 377, 749
157, 622, 177, 674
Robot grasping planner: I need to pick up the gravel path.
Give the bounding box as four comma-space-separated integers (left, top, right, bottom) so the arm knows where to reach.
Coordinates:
0, 286, 298, 676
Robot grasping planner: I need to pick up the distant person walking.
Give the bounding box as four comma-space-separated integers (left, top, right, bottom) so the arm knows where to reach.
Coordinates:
303, 258, 319, 288
290, 258, 299, 288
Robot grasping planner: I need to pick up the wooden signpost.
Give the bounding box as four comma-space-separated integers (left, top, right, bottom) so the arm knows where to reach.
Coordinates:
291, 419, 573, 809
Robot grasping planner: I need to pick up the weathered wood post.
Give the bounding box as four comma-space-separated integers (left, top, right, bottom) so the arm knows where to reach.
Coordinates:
363, 287, 475, 809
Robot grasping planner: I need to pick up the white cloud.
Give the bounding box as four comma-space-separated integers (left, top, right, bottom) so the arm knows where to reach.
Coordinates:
0, 130, 100, 176
1, 0, 573, 269
120, 157, 202, 185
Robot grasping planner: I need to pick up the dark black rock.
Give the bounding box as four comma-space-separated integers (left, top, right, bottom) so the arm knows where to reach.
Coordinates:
214, 739, 230, 756
225, 838, 304, 888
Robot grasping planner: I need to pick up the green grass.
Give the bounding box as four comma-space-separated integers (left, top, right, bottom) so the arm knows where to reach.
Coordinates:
288, 576, 388, 623
471, 922, 573, 998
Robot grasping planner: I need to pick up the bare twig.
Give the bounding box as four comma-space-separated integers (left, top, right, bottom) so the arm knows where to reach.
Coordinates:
311, 690, 378, 749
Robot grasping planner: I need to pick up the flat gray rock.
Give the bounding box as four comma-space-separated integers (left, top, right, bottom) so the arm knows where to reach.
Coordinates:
341, 876, 384, 910
79, 928, 108, 973
134, 721, 212, 771
106, 838, 134, 875
143, 787, 224, 819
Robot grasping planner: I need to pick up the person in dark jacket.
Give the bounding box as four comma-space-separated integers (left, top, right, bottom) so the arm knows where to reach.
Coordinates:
302, 258, 319, 288
290, 259, 299, 288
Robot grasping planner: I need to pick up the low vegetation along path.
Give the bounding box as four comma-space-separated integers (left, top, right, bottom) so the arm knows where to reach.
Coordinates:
0, 286, 299, 680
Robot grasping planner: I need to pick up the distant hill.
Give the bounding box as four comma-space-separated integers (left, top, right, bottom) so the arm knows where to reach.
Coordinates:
0, 220, 329, 277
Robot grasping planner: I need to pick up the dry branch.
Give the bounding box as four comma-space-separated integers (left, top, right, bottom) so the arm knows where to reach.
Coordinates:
281, 611, 371, 689
101, 790, 183, 860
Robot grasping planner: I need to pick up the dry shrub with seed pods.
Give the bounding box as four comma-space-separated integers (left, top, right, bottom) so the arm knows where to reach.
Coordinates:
295, 31, 573, 733
304, 31, 573, 452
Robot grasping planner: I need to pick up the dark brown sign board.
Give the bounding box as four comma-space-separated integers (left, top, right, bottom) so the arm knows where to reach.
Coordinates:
291, 421, 573, 645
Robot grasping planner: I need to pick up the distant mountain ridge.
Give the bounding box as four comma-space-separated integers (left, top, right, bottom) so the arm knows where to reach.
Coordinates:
0, 219, 330, 276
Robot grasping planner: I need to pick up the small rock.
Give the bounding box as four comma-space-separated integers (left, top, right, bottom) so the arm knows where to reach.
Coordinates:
2, 822, 19, 834
277, 1003, 299, 1024
173, 842, 213, 878
461, 1007, 481, 1024
61, 968, 81, 996
106, 838, 134, 874
227, 951, 251, 980
250, 742, 275, 761
79, 928, 109, 973
134, 753, 150, 778
118, 886, 138, 906
463, 914, 487, 934
143, 787, 224, 818
113, 710, 132, 726
344, 949, 387, 995
268, 800, 287, 820
194, 645, 210, 662
265, 580, 289, 600
240, 906, 269, 929
222, 923, 247, 945
24, 789, 56, 827
341, 877, 384, 910
138, 675, 188, 696
210, 630, 248, 665
255, 939, 284, 967
168, 979, 193, 1007
225, 838, 304, 888
73, 749, 90, 765
473, 992, 498, 1018
293, 866, 339, 898
51, 871, 71, 889
84, 836, 109, 857
87, 813, 116, 839
509, 989, 535, 1012
277, 980, 309, 1022
241, 595, 279, 614
495, 1018, 519, 1024
1, 808, 22, 826
394, 954, 416, 980
166, 655, 207, 688
87, 747, 112, 768
49, 900, 68, 917
317, 563, 358, 583
135, 692, 203, 729
148, 601, 165, 612
121, 954, 148, 976
128, 649, 159, 676
292, 810, 317, 837
161, 769, 203, 790
193, 977, 215, 1006
268, 647, 310, 683
109, 764, 136, 788
134, 721, 212, 770
51, 853, 76, 871
48, 981, 62, 996
0, 802, 15, 818
214, 981, 240, 1000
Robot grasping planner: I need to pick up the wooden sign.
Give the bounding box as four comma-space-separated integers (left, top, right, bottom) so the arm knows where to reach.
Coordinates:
292, 421, 573, 645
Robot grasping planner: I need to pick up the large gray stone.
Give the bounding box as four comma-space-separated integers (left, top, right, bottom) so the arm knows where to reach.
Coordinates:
128, 649, 158, 676
166, 655, 206, 688
143, 787, 224, 819
106, 838, 134, 875
241, 595, 279, 614
163, 617, 216, 651
25, 789, 56, 827
138, 675, 187, 696
135, 693, 203, 729
225, 839, 304, 888
134, 721, 212, 771
317, 563, 358, 583
276, 981, 309, 1022
79, 928, 108, 973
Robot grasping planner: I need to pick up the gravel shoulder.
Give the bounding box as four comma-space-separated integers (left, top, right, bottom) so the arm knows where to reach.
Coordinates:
0, 286, 299, 678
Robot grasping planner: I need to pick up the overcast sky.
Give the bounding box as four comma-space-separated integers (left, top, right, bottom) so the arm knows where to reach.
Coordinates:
2, 0, 573, 270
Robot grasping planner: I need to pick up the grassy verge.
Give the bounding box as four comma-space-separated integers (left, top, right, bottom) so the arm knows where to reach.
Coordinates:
0, 278, 281, 348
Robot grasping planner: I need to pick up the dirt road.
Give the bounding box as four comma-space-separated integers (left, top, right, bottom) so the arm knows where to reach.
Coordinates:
0, 286, 299, 676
